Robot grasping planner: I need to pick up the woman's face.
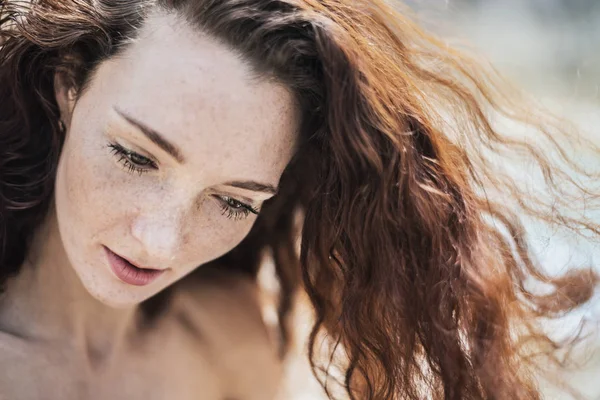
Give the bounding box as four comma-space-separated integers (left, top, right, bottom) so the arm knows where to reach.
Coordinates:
53, 11, 299, 307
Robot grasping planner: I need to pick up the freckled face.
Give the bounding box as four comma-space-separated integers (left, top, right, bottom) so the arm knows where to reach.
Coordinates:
53, 11, 299, 307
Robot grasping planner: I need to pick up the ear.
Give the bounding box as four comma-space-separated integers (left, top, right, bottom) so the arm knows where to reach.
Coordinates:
53, 71, 77, 130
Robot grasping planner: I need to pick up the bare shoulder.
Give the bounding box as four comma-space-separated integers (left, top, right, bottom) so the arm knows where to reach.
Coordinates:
0, 332, 62, 399
172, 267, 283, 400
174, 267, 272, 346
0, 332, 28, 392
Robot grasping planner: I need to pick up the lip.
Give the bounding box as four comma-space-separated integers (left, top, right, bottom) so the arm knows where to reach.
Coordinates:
103, 246, 165, 286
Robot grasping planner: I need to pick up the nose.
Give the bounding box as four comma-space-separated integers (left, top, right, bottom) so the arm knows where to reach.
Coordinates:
130, 199, 192, 263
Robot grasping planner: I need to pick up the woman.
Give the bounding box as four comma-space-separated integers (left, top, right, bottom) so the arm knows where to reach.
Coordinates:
0, 0, 598, 399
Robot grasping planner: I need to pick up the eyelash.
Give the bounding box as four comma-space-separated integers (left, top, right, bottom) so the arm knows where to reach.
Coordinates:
107, 142, 156, 175
107, 142, 260, 220
218, 197, 260, 220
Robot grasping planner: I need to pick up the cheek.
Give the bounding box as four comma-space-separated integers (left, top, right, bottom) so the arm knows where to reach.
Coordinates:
55, 132, 131, 242
56, 139, 93, 227
182, 201, 258, 265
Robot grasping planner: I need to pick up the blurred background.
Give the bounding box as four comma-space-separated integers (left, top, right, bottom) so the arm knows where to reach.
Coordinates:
274, 1, 600, 399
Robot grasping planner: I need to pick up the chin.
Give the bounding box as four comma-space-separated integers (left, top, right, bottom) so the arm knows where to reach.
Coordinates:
78, 271, 160, 309
93, 288, 155, 308
99, 292, 147, 308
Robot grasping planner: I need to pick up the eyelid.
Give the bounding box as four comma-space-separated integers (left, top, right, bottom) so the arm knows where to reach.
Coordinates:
120, 142, 158, 165
115, 143, 156, 166
104, 128, 160, 164
215, 191, 261, 209
219, 185, 276, 203
213, 194, 260, 213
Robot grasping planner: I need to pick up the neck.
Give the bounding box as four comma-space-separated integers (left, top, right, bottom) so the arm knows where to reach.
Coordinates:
0, 202, 140, 367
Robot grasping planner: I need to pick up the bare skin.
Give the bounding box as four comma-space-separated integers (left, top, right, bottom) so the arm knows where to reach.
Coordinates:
0, 9, 297, 399
0, 247, 281, 400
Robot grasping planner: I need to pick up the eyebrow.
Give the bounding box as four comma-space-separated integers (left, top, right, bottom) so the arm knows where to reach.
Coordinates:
114, 107, 185, 164
223, 180, 278, 196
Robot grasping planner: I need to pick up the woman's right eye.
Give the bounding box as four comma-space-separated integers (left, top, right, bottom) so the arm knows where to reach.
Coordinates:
107, 142, 157, 175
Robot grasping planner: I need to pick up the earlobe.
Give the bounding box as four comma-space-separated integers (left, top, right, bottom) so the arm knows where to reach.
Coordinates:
53, 71, 76, 130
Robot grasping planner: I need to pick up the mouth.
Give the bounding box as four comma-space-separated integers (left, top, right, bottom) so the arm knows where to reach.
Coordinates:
103, 246, 166, 287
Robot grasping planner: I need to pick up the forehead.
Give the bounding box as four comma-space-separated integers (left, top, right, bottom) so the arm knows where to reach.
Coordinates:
87, 10, 299, 183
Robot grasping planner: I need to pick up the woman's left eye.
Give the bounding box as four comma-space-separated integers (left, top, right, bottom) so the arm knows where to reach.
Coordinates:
217, 196, 260, 221
107, 142, 157, 175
